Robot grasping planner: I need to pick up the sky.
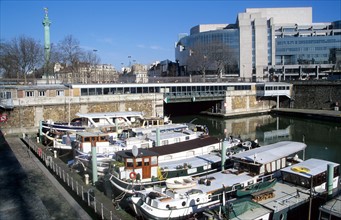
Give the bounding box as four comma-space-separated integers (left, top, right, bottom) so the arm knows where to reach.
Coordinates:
1, 0, 341, 69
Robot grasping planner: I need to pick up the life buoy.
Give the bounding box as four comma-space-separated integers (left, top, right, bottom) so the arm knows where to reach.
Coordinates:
130, 171, 137, 180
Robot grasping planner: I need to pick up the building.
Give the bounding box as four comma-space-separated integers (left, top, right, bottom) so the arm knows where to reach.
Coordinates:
175, 7, 341, 81
55, 63, 118, 84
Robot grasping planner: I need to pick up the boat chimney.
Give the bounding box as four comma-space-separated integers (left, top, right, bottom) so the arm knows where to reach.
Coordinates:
91, 143, 98, 185
156, 128, 161, 146
221, 140, 228, 171
327, 163, 334, 199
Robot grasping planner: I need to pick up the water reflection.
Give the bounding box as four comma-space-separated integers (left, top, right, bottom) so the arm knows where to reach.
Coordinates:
173, 114, 341, 164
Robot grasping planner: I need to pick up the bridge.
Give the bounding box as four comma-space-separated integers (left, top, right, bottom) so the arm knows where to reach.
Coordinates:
70, 82, 292, 103
0, 82, 292, 110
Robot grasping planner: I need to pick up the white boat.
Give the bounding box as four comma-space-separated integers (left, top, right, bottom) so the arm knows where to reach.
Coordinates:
41, 111, 146, 146
165, 176, 197, 189
130, 141, 308, 220
71, 125, 208, 175
42, 111, 145, 131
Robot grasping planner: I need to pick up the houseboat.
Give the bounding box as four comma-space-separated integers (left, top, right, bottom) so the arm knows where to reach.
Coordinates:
129, 141, 307, 220
41, 111, 146, 145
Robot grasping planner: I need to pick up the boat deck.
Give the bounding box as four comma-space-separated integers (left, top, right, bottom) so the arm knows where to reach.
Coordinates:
319, 195, 341, 218
257, 181, 311, 213
158, 153, 222, 171
172, 170, 256, 195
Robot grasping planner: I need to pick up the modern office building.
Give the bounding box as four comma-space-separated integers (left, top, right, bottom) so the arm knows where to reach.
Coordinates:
175, 7, 341, 81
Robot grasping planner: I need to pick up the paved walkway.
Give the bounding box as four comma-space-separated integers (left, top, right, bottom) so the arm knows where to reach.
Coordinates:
0, 131, 91, 220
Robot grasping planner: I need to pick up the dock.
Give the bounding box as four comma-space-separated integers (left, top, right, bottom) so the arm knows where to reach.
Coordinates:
0, 130, 133, 220
271, 108, 341, 122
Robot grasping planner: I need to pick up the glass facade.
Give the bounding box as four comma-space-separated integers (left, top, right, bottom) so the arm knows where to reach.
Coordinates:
275, 33, 341, 65
175, 28, 240, 70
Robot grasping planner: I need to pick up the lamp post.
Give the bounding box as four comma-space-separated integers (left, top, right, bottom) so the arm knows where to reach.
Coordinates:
93, 49, 98, 83
128, 56, 132, 68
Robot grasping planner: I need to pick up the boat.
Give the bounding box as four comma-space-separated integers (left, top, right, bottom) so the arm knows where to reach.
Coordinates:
40, 111, 146, 146
108, 135, 223, 195
70, 124, 207, 175
42, 111, 145, 132
129, 141, 307, 220
165, 176, 197, 189
236, 178, 277, 197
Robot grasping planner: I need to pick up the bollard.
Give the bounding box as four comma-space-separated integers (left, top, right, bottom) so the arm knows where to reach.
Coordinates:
54, 150, 57, 158
36, 137, 40, 143
84, 174, 89, 185
22, 133, 25, 139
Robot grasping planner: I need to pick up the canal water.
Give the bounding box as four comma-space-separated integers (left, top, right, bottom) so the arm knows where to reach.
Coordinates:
172, 114, 341, 165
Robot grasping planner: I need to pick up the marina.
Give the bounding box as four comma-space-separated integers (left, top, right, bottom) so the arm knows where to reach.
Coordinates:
0, 112, 340, 220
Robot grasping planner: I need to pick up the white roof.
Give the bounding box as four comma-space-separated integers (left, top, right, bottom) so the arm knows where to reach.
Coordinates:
232, 141, 307, 165
76, 111, 143, 118
132, 123, 188, 134
281, 158, 339, 177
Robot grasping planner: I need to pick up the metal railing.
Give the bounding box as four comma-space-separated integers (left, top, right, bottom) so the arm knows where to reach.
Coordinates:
22, 135, 120, 220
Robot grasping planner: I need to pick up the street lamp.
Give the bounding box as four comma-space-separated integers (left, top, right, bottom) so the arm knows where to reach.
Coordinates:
128, 56, 132, 67
93, 49, 98, 83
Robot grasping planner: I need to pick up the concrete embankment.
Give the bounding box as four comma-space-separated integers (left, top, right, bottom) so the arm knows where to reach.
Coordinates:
0, 131, 132, 220
271, 108, 341, 122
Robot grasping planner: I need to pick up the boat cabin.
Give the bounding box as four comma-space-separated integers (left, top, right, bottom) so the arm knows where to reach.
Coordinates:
75, 111, 144, 129
281, 158, 340, 192
74, 131, 110, 154
114, 149, 159, 181
231, 141, 307, 176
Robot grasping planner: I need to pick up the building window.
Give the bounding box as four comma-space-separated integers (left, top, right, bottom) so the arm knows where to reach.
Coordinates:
26, 91, 34, 97
57, 90, 64, 96
38, 90, 46, 97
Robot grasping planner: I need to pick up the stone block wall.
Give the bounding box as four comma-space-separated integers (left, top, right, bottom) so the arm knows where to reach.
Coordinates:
292, 82, 341, 110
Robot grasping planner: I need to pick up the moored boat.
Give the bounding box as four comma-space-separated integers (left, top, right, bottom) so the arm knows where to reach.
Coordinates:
129, 141, 307, 220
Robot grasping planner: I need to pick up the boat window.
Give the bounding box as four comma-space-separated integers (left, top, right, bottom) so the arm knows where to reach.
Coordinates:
334, 166, 340, 178
144, 158, 150, 166
141, 143, 150, 148
182, 201, 186, 207
151, 156, 157, 165
83, 137, 90, 142
126, 158, 134, 168
99, 136, 108, 142
136, 158, 143, 167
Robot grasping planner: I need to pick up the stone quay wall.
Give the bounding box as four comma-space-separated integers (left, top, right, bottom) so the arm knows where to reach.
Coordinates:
1, 93, 164, 134
291, 81, 341, 110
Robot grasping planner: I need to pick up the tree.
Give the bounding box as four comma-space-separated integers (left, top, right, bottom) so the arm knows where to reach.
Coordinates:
0, 36, 43, 83
58, 35, 83, 83
82, 50, 101, 83
186, 43, 211, 81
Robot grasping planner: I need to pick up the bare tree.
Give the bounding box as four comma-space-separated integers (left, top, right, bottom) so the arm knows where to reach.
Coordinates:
0, 36, 42, 83
82, 50, 101, 83
58, 35, 84, 83
186, 44, 211, 81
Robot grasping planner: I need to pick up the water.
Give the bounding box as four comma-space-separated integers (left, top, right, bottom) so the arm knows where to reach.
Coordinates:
172, 114, 341, 165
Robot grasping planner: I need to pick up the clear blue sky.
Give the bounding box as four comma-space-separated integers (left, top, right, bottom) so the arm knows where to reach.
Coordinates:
1, 0, 340, 69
